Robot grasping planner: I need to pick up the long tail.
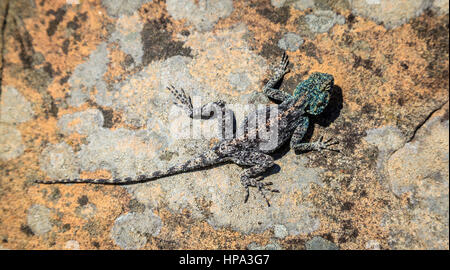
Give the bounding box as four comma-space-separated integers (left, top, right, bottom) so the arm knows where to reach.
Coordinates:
35, 150, 223, 185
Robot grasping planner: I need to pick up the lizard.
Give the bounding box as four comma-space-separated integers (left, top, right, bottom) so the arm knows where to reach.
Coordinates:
35, 52, 339, 206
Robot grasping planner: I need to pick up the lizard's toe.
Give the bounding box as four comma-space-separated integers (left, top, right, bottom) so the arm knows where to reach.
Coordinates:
314, 137, 340, 152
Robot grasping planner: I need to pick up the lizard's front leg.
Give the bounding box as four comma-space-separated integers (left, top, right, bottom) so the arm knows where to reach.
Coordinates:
168, 85, 236, 139
167, 85, 226, 118
229, 151, 279, 206
263, 52, 292, 102
290, 117, 339, 152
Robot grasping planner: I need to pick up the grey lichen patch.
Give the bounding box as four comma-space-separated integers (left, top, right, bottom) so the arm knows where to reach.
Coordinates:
64, 240, 80, 250
0, 86, 34, 124
228, 72, 251, 92
350, 0, 432, 29
75, 203, 97, 220
109, 12, 144, 65
247, 240, 283, 250
111, 211, 162, 250
166, 0, 233, 31
271, 0, 315, 10
364, 125, 406, 174
273, 224, 289, 239
96, 55, 199, 128
77, 127, 168, 178
66, 88, 89, 108
292, 0, 316, 10
184, 23, 268, 101
101, 0, 152, 18
278, 32, 304, 52
305, 10, 346, 33
271, 0, 288, 8
68, 42, 109, 107
26, 204, 53, 235
57, 109, 104, 136
0, 124, 25, 161
41, 106, 170, 181
305, 236, 339, 250
364, 125, 406, 152
431, 0, 449, 15
365, 240, 381, 250
39, 142, 80, 179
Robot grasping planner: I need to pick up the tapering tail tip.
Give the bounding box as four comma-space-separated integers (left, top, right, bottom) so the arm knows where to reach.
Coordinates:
34, 179, 73, 184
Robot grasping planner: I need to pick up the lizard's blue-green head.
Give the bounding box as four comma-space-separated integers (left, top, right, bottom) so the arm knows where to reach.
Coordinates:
293, 72, 334, 115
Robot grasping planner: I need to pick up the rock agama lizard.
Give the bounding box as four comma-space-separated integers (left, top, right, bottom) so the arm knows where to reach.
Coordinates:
35, 53, 339, 206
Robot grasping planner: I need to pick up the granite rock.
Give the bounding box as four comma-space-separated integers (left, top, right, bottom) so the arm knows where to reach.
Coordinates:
0, 0, 448, 250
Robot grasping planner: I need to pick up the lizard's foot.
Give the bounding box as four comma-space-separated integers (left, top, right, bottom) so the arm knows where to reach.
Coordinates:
167, 85, 193, 115
168, 85, 228, 119
274, 51, 290, 77
241, 176, 280, 207
311, 136, 340, 152
292, 136, 340, 152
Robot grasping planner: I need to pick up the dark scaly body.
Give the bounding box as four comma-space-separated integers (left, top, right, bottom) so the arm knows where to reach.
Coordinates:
36, 53, 337, 206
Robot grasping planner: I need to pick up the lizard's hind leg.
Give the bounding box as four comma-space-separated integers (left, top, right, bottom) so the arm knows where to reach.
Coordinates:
230, 151, 279, 206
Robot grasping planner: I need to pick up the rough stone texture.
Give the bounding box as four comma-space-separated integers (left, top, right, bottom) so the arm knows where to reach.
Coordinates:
111, 211, 162, 249
0, 86, 34, 124
102, 0, 153, 18
109, 12, 144, 65
382, 103, 449, 250
292, 0, 316, 10
305, 236, 339, 250
26, 204, 52, 235
247, 240, 283, 250
57, 109, 104, 135
274, 224, 289, 239
365, 239, 381, 250
350, 0, 435, 29
166, 0, 233, 31
278, 32, 304, 51
431, 0, 449, 15
67, 42, 109, 108
364, 125, 407, 175
305, 10, 346, 33
39, 142, 80, 179
0, 123, 25, 160
271, 0, 288, 8
0, 0, 448, 250
271, 0, 315, 10
64, 240, 81, 250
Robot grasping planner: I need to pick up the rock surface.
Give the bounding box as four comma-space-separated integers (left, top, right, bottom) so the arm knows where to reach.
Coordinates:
0, 0, 448, 250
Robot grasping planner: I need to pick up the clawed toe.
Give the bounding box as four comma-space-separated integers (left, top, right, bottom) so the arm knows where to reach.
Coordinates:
280, 52, 290, 71
272, 51, 290, 77
315, 136, 340, 152
324, 137, 339, 146
167, 85, 193, 112
242, 177, 279, 207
